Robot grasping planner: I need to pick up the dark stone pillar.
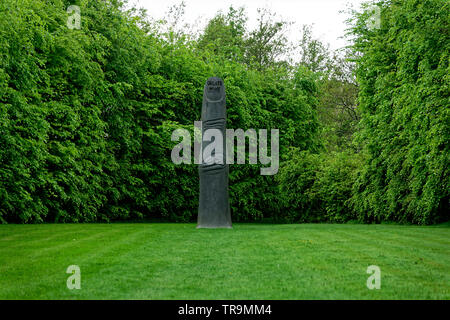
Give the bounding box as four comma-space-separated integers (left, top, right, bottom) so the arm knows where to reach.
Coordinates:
197, 77, 232, 229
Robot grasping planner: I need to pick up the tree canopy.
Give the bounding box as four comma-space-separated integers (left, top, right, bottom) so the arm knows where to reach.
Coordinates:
0, 0, 447, 225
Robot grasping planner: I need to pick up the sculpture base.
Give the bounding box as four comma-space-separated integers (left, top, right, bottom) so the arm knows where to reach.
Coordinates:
196, 225, 232, 229
198, 164, 232, 229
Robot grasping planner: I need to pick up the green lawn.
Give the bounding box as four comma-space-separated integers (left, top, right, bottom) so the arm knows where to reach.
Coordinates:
0, 223, 448, 299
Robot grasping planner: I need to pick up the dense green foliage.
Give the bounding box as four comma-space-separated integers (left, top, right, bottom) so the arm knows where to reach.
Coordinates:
0, 0, 448, 224
0, 0, 319, 223
348, 0, 449, 224
278, 151, 363, 223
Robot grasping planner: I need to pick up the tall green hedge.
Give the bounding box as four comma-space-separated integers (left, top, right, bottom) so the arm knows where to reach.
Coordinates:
0, 0, 320, 223
1, 0, 447, 225
349, 0, 449, 224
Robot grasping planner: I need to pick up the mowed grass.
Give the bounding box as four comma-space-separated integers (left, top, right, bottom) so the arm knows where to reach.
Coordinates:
0, 223, 448, 299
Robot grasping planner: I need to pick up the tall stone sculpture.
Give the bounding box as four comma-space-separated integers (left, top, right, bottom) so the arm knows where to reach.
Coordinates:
197, 77, 232, 228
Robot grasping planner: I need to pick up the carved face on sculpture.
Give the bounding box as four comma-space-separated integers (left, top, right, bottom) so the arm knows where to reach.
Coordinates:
202, 77, 226, 121
205, 77, 224, 102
